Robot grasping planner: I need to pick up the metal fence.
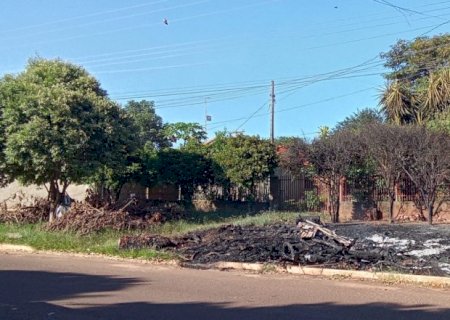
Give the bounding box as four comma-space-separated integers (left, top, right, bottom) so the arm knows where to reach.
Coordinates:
342, 177, 449, 203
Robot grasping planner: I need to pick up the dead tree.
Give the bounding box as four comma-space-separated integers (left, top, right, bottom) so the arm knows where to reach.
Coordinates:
309, 130, 359, 223
361, 123, 405, 223
395, 126, 450, 224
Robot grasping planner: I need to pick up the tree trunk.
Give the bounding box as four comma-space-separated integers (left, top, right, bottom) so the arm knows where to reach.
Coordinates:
48, 181, 59, 222
334, 200, 340, 223
329, 178, 340, 223
114, 183, 124, 204
389, 197, 394, 224
428, 204, 433, 225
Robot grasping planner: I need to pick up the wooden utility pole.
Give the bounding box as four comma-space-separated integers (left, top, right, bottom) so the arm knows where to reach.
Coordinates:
204, 97, 210, 135
269, 80, 275, 210
270, 80, 275, 143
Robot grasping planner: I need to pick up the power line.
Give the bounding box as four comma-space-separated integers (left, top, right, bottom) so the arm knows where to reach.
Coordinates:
207, 58, 450, 132
3, 0, 449, 56
94, 62, 208, 75
107, 40, 450, 110
0, 0, 169, 35
1, 0, 209, 41
373, 0, 447, 21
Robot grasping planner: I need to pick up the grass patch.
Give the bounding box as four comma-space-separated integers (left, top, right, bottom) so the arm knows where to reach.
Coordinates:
147, 210, 325, 235
0, 210, 323, 260
0, 223, 173, 260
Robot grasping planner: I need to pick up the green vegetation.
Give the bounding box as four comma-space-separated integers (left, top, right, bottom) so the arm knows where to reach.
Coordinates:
380, 34, 450, 125
1, 34, 450, 229
0, 59, 277, 209
0, 223, 171, 260
0, 211, 315, 259
0, 58, 135, 216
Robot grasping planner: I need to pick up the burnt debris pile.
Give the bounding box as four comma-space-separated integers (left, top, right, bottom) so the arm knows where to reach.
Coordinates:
118, 220, 450, 276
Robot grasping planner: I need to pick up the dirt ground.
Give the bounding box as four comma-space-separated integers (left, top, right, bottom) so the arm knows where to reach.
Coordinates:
0, 181, 88, 203
120, 222, 450, 277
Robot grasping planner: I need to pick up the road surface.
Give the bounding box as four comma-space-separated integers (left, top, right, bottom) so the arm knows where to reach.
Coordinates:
0, 252, 449, 320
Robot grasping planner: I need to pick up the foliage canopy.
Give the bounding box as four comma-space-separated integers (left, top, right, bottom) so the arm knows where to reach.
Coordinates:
0, 58, 134, 208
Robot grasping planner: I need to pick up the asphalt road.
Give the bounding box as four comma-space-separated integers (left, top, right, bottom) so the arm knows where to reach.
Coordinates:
0, 252, 449, 320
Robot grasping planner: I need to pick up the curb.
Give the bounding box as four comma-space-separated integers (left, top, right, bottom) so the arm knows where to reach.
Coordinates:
0, 244, 35, 253
182, 261, 450, 286
2, 244, 449, 286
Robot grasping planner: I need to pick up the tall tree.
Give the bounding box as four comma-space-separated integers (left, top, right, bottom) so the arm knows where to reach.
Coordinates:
380, 34, 450, 124
381, 34, 450, 84
123, 100, 171, 151
0, 58, 134, 218
91, 100, 171, 202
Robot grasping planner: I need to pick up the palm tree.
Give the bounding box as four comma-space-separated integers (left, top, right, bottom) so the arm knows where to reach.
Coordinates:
380, 80, 413, 125
380, 68, 450, 124
424, 68, 450, 117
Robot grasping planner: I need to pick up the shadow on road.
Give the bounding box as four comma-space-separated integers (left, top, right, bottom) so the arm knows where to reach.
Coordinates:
0, 270, 449, 320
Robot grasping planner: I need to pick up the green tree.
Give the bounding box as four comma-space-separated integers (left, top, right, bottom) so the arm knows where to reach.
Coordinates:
123, 100, 171, 151
0, 58, 134, 217
276, 137, 310, 177
334, 108, 384, 132
208, 134, 277, 198
91, 100, 171, 202
164, 122, 206, 147
155, 149, 214, 200
381, 34, 450, 83
380, 34, 450, 124
427, 108, 450, 134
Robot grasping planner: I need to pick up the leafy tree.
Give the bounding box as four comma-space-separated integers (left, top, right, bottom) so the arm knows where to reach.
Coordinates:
380, 34, 450, 124
208, 134, 277, 197
155, 149, 214, 200
0, 58, 134, 217
334, 108, 384, 132
381, 34, 450, 83
333, 109, 381, 205
123, 100, 171, 151
91, 100, 172, 202
427, 108, 450, 134
164, 122, 206, 147
276, 137, 310, 177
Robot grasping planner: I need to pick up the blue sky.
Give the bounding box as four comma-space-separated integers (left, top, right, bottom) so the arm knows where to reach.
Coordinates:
1, 0, 449, 139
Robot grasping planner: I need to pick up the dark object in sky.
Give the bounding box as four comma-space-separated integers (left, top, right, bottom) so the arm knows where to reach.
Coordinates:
334, 6, 338, 9
163, 18, 168, 25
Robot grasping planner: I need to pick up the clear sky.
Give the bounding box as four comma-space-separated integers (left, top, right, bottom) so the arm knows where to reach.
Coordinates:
1, 0, 449, 139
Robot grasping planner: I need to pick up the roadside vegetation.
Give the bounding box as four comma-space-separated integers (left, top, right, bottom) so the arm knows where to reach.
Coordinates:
0, 210, 314, 260
0, 33, 449, 243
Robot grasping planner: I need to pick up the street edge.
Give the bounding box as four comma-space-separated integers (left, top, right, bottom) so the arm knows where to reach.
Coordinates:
181, 261, 450, 286
2, 244, 449, 286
